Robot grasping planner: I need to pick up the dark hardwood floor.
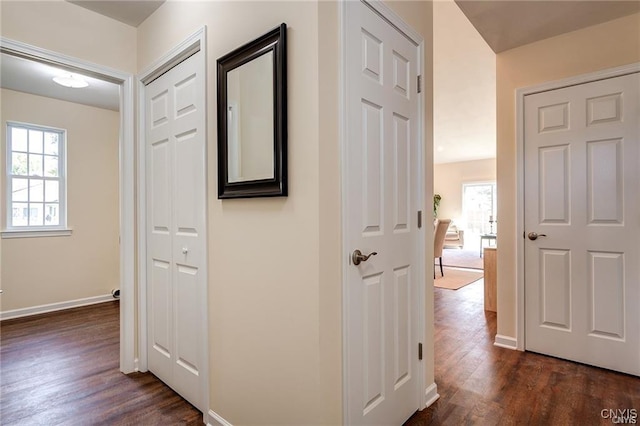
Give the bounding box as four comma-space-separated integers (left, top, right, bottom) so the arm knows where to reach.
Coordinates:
0, 301, 202, 425
2, 284, 638, 425
406, 279, 640, 425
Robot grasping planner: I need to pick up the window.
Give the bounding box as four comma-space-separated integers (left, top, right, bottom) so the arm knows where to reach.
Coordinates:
462, 182, 497, 235
5, 122, 67, 235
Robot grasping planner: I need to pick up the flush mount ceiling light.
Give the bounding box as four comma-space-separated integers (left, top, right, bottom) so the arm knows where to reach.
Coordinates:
53, 74, 89, 88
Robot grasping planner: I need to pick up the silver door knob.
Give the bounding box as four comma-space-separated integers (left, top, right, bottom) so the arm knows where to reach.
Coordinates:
527, 232, 547, 241
352, 249, 377, 265
182, 247, 189, 254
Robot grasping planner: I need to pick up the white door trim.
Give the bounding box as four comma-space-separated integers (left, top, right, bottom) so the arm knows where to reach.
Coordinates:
136, 26, 209, 413
0, 37, 137, 373
514, 62, 640, 351
339, 1, 427, 421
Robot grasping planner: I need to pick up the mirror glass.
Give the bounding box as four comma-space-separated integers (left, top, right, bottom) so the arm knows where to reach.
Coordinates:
226, 51, 274, 183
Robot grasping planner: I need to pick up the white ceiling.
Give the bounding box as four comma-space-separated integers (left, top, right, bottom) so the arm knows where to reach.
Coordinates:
67, 0, 165, 27
1, 53, 120, 111
455, 0, 640, 53
434, 0, 496, 164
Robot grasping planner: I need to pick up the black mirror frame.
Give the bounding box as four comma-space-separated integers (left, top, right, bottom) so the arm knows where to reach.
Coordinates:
217, 23, 287, 199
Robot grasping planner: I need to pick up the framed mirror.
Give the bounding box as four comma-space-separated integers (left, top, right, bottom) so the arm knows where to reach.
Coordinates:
217, 23, 287, 198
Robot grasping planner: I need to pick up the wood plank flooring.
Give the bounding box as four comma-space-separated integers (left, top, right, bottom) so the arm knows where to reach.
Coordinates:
0, 301, 202, 425
405, 279, 640, 425
2, 285, 638, 425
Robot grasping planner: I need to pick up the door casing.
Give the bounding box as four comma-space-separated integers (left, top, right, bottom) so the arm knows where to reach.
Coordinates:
136, 26, 209, 415
515, 62, 640, 350
339, 1, 429, 421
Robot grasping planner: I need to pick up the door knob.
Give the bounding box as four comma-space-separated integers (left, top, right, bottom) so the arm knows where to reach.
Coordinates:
527, 232, 547, 241
182, 247, 189, 254
352, 249, 377, 265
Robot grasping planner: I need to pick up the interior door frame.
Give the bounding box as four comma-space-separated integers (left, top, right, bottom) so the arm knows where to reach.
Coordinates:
339, 0, 428, 420
0, 37, 136, 373
136, 26, 209, 413
515, 62, 640, 351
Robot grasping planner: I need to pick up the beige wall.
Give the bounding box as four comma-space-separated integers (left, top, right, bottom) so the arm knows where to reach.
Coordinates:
496, 12, 640, 339
0, 1, 137, 73
1, 89, 120, 311
434, 158, 496, 223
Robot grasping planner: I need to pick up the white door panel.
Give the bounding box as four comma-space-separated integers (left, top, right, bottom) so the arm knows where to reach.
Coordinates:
524, 72, 640, 375
345, 2, 422, 424
146, 51, 207, 410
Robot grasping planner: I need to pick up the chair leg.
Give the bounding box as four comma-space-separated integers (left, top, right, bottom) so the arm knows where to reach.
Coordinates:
439, 257, 444, 277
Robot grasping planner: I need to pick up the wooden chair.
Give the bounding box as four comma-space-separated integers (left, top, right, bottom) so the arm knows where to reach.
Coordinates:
434, 219, 451, 278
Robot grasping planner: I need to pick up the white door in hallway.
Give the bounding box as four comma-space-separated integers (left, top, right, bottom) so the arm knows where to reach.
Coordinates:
524, 71, 640, 375
344, 1, 423, 424
145, 51, 207, 409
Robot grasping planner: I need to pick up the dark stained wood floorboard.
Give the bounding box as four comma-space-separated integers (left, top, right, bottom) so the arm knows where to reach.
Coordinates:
0, 301, 203, 425
405, 279, 640, 426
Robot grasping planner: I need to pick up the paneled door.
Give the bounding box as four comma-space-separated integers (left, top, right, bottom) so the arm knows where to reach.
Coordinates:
524, 72, 639, 375
344, 1, 422, 424
145, 50, 207, 409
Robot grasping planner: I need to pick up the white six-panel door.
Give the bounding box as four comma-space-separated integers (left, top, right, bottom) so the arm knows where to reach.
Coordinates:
145, 51, 207, 410
345, 1, 422, 424
524, 72, 640, 375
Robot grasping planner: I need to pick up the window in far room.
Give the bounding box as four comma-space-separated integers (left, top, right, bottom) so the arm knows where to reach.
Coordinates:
462, 182, 497, 236
5, 122, 67, 235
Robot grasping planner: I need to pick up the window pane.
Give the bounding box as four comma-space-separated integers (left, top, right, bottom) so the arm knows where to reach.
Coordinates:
30, 179, 44, 202
12, 202, 29, 227
29, 154, 43, 176
29, 203, 44, 226
12, 178, 29, 202
45, 180, 59, 202
44, 155, 59, 177
12, 127, 28, 152
29, 130, 43, 153
11, 152, 28, 175
45, 204, 59, 226
44, 133, 59, 155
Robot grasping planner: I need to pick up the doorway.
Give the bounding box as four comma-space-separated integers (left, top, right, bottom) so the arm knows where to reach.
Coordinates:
0, 38, 136, 373
137, 27, 209, 415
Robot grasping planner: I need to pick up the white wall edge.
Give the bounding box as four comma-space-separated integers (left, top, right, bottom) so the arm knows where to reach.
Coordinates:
424, 382, 440, 408
0, 37, 136, 374
207, 409, 233, 426
514, 62, 640, 353
0, 294, 115, 321
494, 334, 518, 350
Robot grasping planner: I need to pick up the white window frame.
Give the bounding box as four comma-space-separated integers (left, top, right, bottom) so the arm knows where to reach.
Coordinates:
3, 121, 71, 238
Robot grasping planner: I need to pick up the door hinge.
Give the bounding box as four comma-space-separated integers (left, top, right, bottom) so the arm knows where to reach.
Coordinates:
417, 75, 422, 93
417, 210, 423, 229
418, 342, 423, 360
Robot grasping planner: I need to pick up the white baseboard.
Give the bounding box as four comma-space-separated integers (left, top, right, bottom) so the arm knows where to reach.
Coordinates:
208, 409, 233, 426
0, 294, 115, 321
494, 334, 518, 350
425, 382, 440, 407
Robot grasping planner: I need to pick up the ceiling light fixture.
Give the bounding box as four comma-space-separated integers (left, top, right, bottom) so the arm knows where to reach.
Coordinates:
53, 74, 89, 88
